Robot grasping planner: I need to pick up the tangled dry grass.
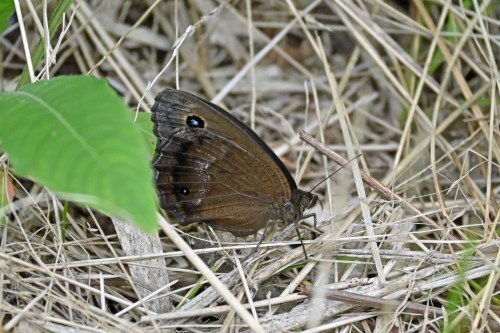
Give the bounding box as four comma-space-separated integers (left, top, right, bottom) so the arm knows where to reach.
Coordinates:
1, 1, 499, 332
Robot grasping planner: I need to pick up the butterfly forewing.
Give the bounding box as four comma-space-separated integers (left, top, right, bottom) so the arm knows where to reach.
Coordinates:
152, 89, 299, 235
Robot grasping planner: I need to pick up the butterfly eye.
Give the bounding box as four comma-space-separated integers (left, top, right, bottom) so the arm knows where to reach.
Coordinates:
186, 115, 205, 128
180, 187, 190, 195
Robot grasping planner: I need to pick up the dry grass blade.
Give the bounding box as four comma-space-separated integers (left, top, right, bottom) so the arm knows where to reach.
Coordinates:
300, 130, 444, 231
301, 286, 444, 318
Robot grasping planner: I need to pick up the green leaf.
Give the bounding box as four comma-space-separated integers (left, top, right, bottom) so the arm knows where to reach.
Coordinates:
0, 169, 13, 224
134, 111, 156, 157
0, 75, 159, 232
0, 0, 15, 32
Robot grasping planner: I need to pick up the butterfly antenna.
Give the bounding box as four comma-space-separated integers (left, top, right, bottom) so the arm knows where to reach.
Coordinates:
307, 153, 363, 194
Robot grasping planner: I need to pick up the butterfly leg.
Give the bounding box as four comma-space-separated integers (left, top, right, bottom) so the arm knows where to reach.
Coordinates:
293, 220, 309, 260
295, 213, 320, 260
251, 219, 273, 256
301, 213, 317, 229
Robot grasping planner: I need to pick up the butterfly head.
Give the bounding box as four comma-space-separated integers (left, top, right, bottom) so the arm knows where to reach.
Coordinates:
293, 189, 318, 212
280, 189, 318, 224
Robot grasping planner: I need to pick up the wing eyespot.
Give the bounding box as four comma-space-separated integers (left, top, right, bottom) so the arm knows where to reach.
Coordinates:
179, 187, 190, 195
186, 115, 205, 128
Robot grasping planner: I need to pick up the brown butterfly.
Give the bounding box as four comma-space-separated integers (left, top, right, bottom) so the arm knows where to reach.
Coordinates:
151, 89, 318, 252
